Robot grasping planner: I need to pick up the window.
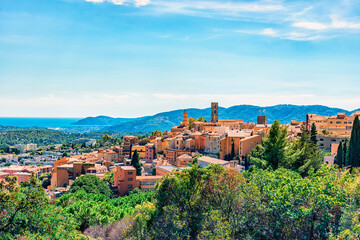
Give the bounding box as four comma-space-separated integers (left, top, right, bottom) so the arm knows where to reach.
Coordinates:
142, 181, 149, 185
128, 178, 133, 181
128, 184, 133, 189
336, 121, 341, 124
128, 171, 133, 175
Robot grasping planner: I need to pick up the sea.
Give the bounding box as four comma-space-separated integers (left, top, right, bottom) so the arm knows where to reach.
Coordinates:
0, 117, 81, 128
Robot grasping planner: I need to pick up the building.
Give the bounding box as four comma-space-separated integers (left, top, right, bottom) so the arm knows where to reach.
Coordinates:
26, 144, 37, 151
211, 102, 219, 123
145, 143, 156, 163
132, 145, 146, 159
14, 144, 27, 152
204, 133, 221, 155
239, 135, 263, 159
257, 115, 267, 125
197, 156, 245, 172
114, 165, 162, 196
317, 135, 346, 152
171, 110, 190, 133
98, 146, 123, 163
50, 157, 108, 188
176, 154, 193, 167
306, 111, 360, 136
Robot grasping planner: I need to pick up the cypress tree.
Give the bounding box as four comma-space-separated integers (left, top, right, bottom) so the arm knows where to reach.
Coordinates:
348, 116, 360, 168
131, 149, 142, 176
310, 123, 318, 145
231, 139, 235, 160
334, 141, 343, 168
343, 138, 349, 166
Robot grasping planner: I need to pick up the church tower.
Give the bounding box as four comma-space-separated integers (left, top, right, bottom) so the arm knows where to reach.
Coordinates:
182, 110, 188, 127
211, 102, 218, 123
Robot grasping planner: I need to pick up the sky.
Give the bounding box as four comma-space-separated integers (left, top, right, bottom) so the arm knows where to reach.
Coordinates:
0, 0, 360, 118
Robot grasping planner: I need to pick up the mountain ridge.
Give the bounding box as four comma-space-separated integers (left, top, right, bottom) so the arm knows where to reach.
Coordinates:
72, 104, 360, 132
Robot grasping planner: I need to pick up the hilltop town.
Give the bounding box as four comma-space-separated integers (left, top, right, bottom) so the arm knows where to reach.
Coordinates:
2, 102, 359, 199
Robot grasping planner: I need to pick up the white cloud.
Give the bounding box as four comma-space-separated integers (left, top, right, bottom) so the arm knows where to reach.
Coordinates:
86, 0, 105, 3
293, 21, 328, 30
261, 28, 277, 36
109, 0, 127, 5
85, 0, 150, 6
330, 15, 360, 29
135, 0, 150, 7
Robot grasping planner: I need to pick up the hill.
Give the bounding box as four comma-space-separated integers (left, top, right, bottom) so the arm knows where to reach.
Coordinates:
73, 104, 357, 132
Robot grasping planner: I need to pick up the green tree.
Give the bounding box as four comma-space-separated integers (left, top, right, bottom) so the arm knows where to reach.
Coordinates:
0, 175, 48, 237
310, 123, 318, 145
347, 116, 360, 168
231, 138, 235, 160
131, 150, 142, 176
68, 175, 112, 198
285, 127, 324, 176
101, 134, 112, 142
102, 171, 114, 186
254, 120, 288, 170
334, 141, 344, 168
188, 116, 206, 129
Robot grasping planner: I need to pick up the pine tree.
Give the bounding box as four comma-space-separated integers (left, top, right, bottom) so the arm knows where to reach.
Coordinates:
131, 149, 142, 176
348, 116, 360, 168
310, 123, 318, 145
263, 120, 287, 170
334, 141, 343, 168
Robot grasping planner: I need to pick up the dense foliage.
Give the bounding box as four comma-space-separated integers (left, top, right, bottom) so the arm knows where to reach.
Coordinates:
0, 175, 87, 239
57, 190, 153, 232
100, 164, 360, 240
68, 174, 113, 197
0, 128, 83, 146
250, 120, 324, 176
0, 174, 153, 239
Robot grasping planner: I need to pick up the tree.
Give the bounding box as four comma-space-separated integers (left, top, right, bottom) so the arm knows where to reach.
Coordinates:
310, 123, 318, 145
102, 134, 112, 142
348, 116, 360, 168
343, 138, 349, 166
68, 175, 112, 198
131, 150, 142, 176
152, 164, 242, 239
188, 116, 206, 130
260, 120, 288, 170
231, 139, 235, 160
285, 127, 324, 176
102, 171, 114, 186
0, 175, 49, 237
334, 141, 344, 168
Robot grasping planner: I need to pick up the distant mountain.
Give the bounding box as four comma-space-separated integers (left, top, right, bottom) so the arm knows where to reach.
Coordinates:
72, 115, 145, 126
73, 105, 359, 133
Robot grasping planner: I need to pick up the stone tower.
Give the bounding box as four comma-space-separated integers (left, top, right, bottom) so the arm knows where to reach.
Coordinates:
182, 110, 188, 127
211, 102, 218, 123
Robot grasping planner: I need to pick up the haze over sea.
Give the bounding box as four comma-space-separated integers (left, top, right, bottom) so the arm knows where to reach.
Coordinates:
0, 118, 80, 128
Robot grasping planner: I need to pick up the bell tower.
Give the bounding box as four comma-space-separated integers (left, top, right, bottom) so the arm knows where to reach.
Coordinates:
182, 110, 188, 127
211, 102, 218, 123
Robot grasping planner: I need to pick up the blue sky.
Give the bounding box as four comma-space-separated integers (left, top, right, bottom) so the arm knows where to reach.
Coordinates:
0, 0, 359, 117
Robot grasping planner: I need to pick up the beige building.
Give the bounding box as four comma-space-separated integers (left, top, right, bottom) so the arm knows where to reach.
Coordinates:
306, 111, 360, 136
